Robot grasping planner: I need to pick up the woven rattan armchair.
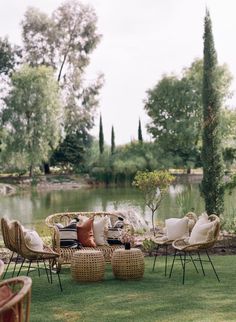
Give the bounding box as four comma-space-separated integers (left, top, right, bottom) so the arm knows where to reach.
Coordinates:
14, 221, 63, 291
169, 214, 220, 284
45, 212, 129, 270
0, 276, 32, 322
152, 212, 198, 275
1, 217, 20, 279
0, 260, 4, 278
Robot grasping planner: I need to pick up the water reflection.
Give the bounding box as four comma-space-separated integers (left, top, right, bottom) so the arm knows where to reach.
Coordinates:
0, 184, 235, 228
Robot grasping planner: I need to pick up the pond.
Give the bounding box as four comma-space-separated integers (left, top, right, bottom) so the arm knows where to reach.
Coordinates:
1, 181, 236, 231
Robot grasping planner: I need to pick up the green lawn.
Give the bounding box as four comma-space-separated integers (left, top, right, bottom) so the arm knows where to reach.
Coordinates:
5, 255, 236, 322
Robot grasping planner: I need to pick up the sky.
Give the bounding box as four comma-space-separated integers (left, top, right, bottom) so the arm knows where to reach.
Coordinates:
0, 0, 236, 144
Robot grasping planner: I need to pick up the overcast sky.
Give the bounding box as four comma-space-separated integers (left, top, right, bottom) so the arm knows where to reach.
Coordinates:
1, 0, 236, 144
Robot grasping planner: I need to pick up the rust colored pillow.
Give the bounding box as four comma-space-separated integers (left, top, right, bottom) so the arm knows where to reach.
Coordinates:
0, 285, 15, 322
77, 218, 96, 247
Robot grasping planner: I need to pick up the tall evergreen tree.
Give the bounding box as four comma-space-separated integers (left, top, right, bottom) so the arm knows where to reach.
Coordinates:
138, 118, 143, 143
111, 125, 115, 154
201, 9, 225, 215
99, 114, 104, 154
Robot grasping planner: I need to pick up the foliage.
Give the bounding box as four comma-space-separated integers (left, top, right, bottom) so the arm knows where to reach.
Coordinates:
144, 58, 232, 171
51, 131, 92, 171
0, 37, 21, 76
201, 10, 225, 215
20, 0, 103, 167
2, 65, 61, 176
99, 114, 104, 154
111, 125, 115, 154
142, 238, 156, 255
133, 170, 175, 235
138, 118, 143, 142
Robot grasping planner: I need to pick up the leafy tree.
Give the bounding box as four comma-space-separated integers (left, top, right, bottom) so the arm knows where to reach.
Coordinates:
201, 9, 225, 216
21, 1, 103, 170
138, 118, 143, 143
0, 37, 20, 75
133, 170, 175, 235
144, 58, 232, 171
111, 125, 115, 154
2, 65, 61, 176
99, 114, 104, 154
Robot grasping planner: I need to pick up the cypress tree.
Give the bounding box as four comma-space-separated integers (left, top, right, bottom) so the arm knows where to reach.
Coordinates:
111, 125, 115, 154
201, 9, 224, 215
138, 118, 143, 143
99, 114, 104, 154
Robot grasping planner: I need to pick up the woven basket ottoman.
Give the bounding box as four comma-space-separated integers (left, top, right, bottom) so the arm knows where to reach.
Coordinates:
111, 248, 145, 280
71, 250, 105, 282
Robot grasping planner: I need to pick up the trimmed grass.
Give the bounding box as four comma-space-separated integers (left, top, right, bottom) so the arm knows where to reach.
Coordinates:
4, 255, 236, 322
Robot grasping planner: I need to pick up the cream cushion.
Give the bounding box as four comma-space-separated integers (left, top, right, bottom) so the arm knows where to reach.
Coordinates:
93, 216, 110, 246
24, 230, 44, 251
165, 217, 189, 240
189, 216, 216, 245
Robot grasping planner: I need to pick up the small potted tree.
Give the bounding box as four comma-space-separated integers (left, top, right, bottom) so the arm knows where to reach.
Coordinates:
133, 170, 175, 236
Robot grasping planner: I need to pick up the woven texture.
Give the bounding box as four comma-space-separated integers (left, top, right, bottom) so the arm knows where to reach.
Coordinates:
71, 250, 105, 282
0, 276, 32, 322
45, 212, 130, 269
111, 248, 144, 280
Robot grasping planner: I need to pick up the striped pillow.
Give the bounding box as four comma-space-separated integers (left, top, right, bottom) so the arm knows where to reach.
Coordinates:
57, 223, 78, 248
107, 227, 123, 245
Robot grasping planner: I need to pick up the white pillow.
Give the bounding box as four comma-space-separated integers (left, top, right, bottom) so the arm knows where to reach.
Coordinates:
165, 217, 189, 240
189, 220, 216, 245
24, 230, 44, 251
195, 213, 209, 226
93, 216, 110, 246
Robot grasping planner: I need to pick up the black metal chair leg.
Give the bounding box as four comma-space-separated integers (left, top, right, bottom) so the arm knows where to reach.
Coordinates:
2, 252, 14, 279
42, 259, 50, 283
55, 261, 63, 292
205, 250, 220, 282
12, 254, 20, 277
182, 252, 187, 285
26, 261, 32, 276
164, 245, 168, 276
169, 249, 177, 278
189, 252, 199, 273
17, 258, 25, 276
152, 245, 159, 272
48, 260, 53, 284
197, 252, 205, 276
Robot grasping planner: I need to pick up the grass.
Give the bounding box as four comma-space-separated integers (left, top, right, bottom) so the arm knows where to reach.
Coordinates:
4, 255, 236, 322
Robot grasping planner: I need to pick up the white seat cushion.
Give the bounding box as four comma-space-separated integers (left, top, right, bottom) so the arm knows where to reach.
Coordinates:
93, 216, 110, 246
189, 216, 216, 245
24, 230, 44, 251
165, 217, 189, 240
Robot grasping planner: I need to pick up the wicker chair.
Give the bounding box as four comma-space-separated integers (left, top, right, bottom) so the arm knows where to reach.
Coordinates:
152, 212, 198, 275
13, 221, 63, 291
45, 212, 130, 270
169, 214, 220, 284
1, 217, 20, 279
0, 276, 32, 322
0, 260, 4, 278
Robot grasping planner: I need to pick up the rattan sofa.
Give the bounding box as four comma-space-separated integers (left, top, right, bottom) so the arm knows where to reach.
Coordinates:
45, 212, 130, 270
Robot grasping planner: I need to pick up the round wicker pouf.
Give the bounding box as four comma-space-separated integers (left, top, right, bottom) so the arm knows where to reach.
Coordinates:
111, 248, 145, 280
71, 250, 105, 282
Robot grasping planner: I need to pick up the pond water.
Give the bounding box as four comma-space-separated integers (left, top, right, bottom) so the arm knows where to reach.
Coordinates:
0, 182, 235, 231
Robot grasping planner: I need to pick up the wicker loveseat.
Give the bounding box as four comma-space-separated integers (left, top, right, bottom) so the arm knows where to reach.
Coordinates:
45, 212, 130, 270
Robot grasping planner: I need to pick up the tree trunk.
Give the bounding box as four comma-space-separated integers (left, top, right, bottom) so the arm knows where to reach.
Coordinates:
43, 162, 51, 175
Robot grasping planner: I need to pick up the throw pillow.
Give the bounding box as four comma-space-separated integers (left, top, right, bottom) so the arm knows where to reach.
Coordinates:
24, 230, 44, 251
107, 227, 123, 245
58, 223, 78, 248
77, 218, 96, 247
93, 216, 110, 246
165, 217, 189, 240
189, 220, 216, 245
